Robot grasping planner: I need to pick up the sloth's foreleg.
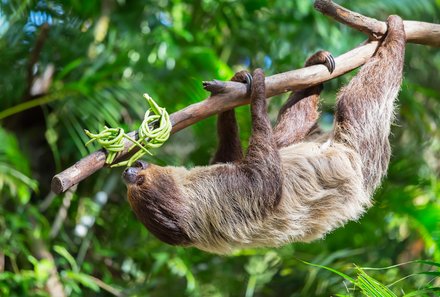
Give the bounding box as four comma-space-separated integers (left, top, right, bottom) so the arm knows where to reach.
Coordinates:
211, 71, 251, 164
240, 69, 283, 209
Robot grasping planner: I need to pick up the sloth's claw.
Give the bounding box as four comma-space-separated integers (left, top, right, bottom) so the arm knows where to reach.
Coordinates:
324, 53, 336, 74
203, 70, 253, 96
305, 50, 335, 74
231, 70, 252, 94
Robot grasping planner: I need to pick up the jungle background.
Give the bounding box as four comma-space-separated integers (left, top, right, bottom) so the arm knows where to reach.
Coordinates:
1, 0, 439, 296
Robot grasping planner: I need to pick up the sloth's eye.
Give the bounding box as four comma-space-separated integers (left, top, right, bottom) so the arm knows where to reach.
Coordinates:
136, 175, 145, 186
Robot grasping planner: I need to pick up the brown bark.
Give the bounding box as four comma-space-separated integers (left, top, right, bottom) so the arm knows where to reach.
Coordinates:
51, 0, 440, 194
314, 0, 440, 46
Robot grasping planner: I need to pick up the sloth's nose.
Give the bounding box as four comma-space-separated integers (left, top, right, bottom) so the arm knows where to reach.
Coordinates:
122, 167, 139, 184
122, 160, 149, 184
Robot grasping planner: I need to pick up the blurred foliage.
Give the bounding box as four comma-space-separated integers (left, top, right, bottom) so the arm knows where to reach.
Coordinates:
0, 0, 439, 296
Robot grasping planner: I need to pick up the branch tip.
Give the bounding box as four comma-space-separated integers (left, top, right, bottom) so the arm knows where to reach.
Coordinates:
202, 80, 227, 94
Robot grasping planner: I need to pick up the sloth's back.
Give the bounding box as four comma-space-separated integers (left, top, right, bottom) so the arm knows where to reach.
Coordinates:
177, 140, 372, 253
273, 141, 371, 243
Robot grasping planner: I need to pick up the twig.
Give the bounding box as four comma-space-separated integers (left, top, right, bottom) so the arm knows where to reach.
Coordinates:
50, 185, 77, 238
87, 275, 125, 297
51, 1, 440, 194
29, 223, 66, 297
26, 23, 50, 100
40, 191, 57, 211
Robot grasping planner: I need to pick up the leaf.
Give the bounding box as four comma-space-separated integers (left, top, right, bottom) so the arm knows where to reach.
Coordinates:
168, 257, 197, 292
64, 271, 100, 292
54, 245, 79, 272
416, 260, 440, 268
300, 259, 356, 284
0, 127, 38, 203
33, 259, 53, 283
355, 266, 397, 297
403, 287, 440, 297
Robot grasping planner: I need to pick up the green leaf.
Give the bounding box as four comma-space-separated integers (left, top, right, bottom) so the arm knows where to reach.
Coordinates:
64, 271, 100, 292
0, 127, 38, 203
355, 266, 397, 297
54, 245, 79, 272
300, 259, 356, 284
403, 287, 440, 297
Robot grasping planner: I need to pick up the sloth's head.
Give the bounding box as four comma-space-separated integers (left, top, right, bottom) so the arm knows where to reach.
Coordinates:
123, 160, 191, 245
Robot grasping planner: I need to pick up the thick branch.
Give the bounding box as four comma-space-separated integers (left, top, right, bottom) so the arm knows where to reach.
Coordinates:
51, 2, 440, 194
314, 0, 440, 46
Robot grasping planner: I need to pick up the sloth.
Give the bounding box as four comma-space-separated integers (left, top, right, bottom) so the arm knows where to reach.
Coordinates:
123, 16, 406, 254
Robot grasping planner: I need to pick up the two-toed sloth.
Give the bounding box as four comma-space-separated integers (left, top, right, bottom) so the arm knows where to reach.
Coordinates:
123, 16, 406, 254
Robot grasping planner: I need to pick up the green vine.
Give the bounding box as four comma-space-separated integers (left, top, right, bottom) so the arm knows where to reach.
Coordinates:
84, 94, 172, 167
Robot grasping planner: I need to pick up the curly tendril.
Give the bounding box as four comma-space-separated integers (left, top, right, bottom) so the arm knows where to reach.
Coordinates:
84, 94, 172, 168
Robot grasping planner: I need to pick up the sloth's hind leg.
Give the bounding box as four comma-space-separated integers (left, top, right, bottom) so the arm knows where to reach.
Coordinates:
274, 51, 334, 148
333, 16, 405, 193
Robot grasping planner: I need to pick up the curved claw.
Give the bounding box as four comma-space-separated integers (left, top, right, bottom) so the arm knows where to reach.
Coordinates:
244, 71, 253, 94
231, 70, 253, 95
305, 50, 335, 74
324, 53, 335, 74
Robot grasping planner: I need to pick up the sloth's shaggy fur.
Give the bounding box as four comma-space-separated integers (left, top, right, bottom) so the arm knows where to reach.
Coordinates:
124, 16, 406, 254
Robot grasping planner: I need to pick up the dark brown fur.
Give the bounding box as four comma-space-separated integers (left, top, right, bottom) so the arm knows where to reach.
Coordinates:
210, 71, 248, 164
127, 166, 191, 245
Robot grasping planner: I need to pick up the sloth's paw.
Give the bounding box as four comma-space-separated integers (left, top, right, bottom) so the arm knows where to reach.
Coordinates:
231, 70, 252, 94
305, 50, 335, 74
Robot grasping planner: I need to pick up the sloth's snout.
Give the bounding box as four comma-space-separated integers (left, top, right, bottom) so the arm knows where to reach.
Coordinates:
122, 167, 139, 184
122, 160, 149, 184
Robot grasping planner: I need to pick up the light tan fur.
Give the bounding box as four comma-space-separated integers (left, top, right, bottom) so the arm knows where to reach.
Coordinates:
174, 141, 368, 254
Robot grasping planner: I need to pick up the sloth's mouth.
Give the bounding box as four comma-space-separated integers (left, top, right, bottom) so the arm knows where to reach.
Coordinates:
122, 160, 149, 185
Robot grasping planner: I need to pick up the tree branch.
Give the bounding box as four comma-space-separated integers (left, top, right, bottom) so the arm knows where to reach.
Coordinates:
314, 0, 440, 46
51, 0, 440, 194
26, 23, 50, 100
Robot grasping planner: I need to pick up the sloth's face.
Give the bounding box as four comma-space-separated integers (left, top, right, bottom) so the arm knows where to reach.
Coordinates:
123, 160, 191, 245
